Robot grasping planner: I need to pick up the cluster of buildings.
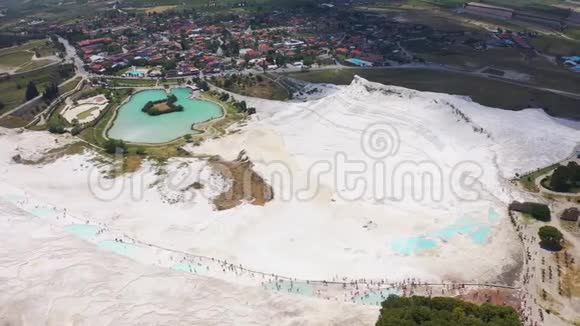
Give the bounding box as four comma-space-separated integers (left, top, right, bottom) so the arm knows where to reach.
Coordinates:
33, 2, 571, 78
487, 30, 533, 49
46, 7, 435, 77
54, 14, 233, 76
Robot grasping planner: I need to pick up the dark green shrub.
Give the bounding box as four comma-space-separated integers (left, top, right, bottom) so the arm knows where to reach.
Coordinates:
48, 118, 66, 134
538, 226, 563, 251
104, 139, 128, 154
509, 201, 551, 222
135, 147, 146, 156
549, 162, 580, 192
376, 295, 521, 326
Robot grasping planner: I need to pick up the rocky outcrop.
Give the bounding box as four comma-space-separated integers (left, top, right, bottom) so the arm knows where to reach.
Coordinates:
210, 150, 273, 211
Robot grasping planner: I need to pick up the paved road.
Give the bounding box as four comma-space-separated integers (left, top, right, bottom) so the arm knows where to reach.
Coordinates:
86, 63, 580, 101
57, 36, 87, 77
278, 64, 580, 100
51, 37, 580, 102
0, 37, 88, 121
0, 76, 82, 120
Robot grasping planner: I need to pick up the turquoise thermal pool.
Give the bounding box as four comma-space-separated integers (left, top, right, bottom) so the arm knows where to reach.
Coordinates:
107, 88, 223, 143
390, 208, 499, 255
64, 224, 100, 240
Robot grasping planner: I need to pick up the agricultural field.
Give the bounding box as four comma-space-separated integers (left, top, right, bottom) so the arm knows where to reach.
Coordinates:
356, 3, 580, 94
412, 48, 580, 93
0, 0, 113, 29
59, 77, 82, 94
0, 64, 75, 116
143, 5, 178, 13
285, 68, 580, 120
566, 27, 580, 41
0, 39, 60, 74
400, 0, 575, 16
0, 39, 55, 56
530, 36, 580, 56
211, 74, 289, 101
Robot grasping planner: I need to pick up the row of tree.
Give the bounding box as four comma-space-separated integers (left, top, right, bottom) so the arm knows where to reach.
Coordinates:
538, 226, 564, 251
549, 162, 580, 193
141, 94, 183, 116
509, 201, 551, 222
213, 90, 256, 115
376, 295, 521, 325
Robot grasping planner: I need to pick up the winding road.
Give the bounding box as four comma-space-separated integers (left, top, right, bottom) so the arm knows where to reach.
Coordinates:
54, 33, 580, 101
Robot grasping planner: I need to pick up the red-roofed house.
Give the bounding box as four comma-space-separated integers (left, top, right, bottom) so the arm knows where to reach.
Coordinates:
258, 44, 273, 53
511, 35, 531, 49
78, 37, 112, 47
350, 49, 363, 56
246, 49, 259, 58
362, 53, 384, 64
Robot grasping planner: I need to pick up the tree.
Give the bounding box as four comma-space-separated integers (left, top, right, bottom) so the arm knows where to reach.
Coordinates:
538, 226, 564, 251
549, 162, 580, 192
275, 53, 287, 67
162, 60, 177, 71
42, 82, 59, 102
224, 77, 234, 89
104, 139, 128, 154
196, 79, 210, 92
25, 81, 39, 101
135, 147, 146, 155
303, 57, 314, 66
376, 295, 521, 326
70, 125, 81, 136
509, 201, 551, 222
48, 118, 66, 134
183, 134, 193, 143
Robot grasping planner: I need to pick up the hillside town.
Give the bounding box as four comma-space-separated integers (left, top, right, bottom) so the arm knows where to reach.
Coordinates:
14, 3, 574, 78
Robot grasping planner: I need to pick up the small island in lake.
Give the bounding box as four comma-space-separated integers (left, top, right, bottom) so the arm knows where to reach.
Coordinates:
141, 94, 184, 116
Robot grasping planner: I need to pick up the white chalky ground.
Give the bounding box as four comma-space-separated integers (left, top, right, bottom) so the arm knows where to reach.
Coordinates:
1, 77, 579, 324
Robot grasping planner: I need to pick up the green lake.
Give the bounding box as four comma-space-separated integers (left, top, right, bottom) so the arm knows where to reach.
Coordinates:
107, 87, 223, 143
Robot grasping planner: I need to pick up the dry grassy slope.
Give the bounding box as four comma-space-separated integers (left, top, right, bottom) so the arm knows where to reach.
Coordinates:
211, 151, 273, 210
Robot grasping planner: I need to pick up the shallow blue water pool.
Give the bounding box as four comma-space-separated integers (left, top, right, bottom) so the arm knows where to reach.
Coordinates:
107, 88, 223, 143
97, 240, 136, 257
64, 224, 99, 239
269, 280, 314, 296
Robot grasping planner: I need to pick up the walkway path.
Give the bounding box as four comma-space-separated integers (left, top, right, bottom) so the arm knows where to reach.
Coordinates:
0, 75, 84, 121
90, 63, 580, 101
52, 31, 580, 102
0, 182, 520, 307
0, 35, 87, 121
